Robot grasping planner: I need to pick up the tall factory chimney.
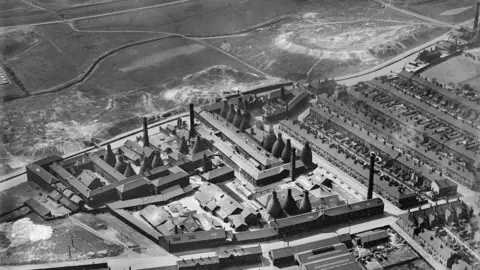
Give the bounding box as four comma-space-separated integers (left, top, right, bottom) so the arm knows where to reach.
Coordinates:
367, 152, 376, 200
143, 117, 149, 147
474, 2, 480, 32
290, 148, 296, 180
189, 103, 195, 138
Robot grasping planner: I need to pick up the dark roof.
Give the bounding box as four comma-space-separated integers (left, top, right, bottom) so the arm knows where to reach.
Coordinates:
201, 166, 234, 181
59, 197, 79, 212
77, 170, 100, 188
336, 233, 352, 243
89, 155, 127, 182
269, 247, 294, 260
295, 243, 349, 265
233, 227, 278, 241
33, 155, 63, 168
292, 236, 340, 254
269, 210, 320, 229
27, 163, 60, 186
434, 178, 458, 189
176, 256, 219, 268
357, 230, 389, 243
50, 163, 91, 198
24, 198, 50, 217
116, 177, 151, 193
162, 229, 226, 244
217, 246, 262, 259
151, 170, 189, 188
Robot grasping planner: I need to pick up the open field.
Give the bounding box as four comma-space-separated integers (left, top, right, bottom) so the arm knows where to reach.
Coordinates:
421, 54, 480, 90
1, 36, 278, 174
4, 27, 166, 95
390, 0, 477, 23
0, 213, 125, 265
75, 0, 393, 36
0, 0, 60, 27
208, 14, 448, 81
6, 39, 79, 93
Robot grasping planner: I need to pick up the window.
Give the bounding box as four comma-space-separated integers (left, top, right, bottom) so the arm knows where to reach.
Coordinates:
172, 237, 181, 242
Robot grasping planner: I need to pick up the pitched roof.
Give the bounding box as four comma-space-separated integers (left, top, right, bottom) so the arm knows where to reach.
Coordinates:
217, 246, 262, 259
357, 230, 389, 243
117, 177, 151, 193
201, 166, 234, 181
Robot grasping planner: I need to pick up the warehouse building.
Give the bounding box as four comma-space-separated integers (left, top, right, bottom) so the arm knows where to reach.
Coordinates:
356, 229, 390, 248
26, 163, 59, 193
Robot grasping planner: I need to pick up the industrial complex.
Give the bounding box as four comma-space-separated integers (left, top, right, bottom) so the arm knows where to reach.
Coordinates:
3, 1, 480, 270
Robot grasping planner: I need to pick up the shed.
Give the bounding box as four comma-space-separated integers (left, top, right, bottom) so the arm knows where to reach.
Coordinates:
356, 230, 389, 247
24, 198, 51, 218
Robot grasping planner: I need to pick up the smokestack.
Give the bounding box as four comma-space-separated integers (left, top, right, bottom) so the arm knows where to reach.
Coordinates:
189, 103, 195, 138
202, 153, 211, 173
367, 152, 376, 200
290, 148, 296, 180
143, 117, 149, 147
474, 2, 480, 32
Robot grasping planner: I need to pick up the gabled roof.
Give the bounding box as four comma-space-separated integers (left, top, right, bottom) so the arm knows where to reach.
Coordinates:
140, 205, 170, 227
217, 246, 262, 259
357, 230, 389, 243
116, 177, 151, 193
201, 166, 234, 181
181, 215, 202, 233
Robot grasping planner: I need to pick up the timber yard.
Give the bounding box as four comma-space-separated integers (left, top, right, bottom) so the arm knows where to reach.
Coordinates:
2, 0, 480, 270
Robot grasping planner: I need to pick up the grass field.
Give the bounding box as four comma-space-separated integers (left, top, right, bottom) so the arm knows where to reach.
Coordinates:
1, 36, 277, 173
390, 0, 476, 24
421, 54, 480, 90
75, 0, 389, 36
207, 15, 448, 81
0, 0, 60, 27
6, 39, 79, 94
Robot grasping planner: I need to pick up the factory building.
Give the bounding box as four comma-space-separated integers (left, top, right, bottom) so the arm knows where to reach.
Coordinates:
26, 163, 59, 193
